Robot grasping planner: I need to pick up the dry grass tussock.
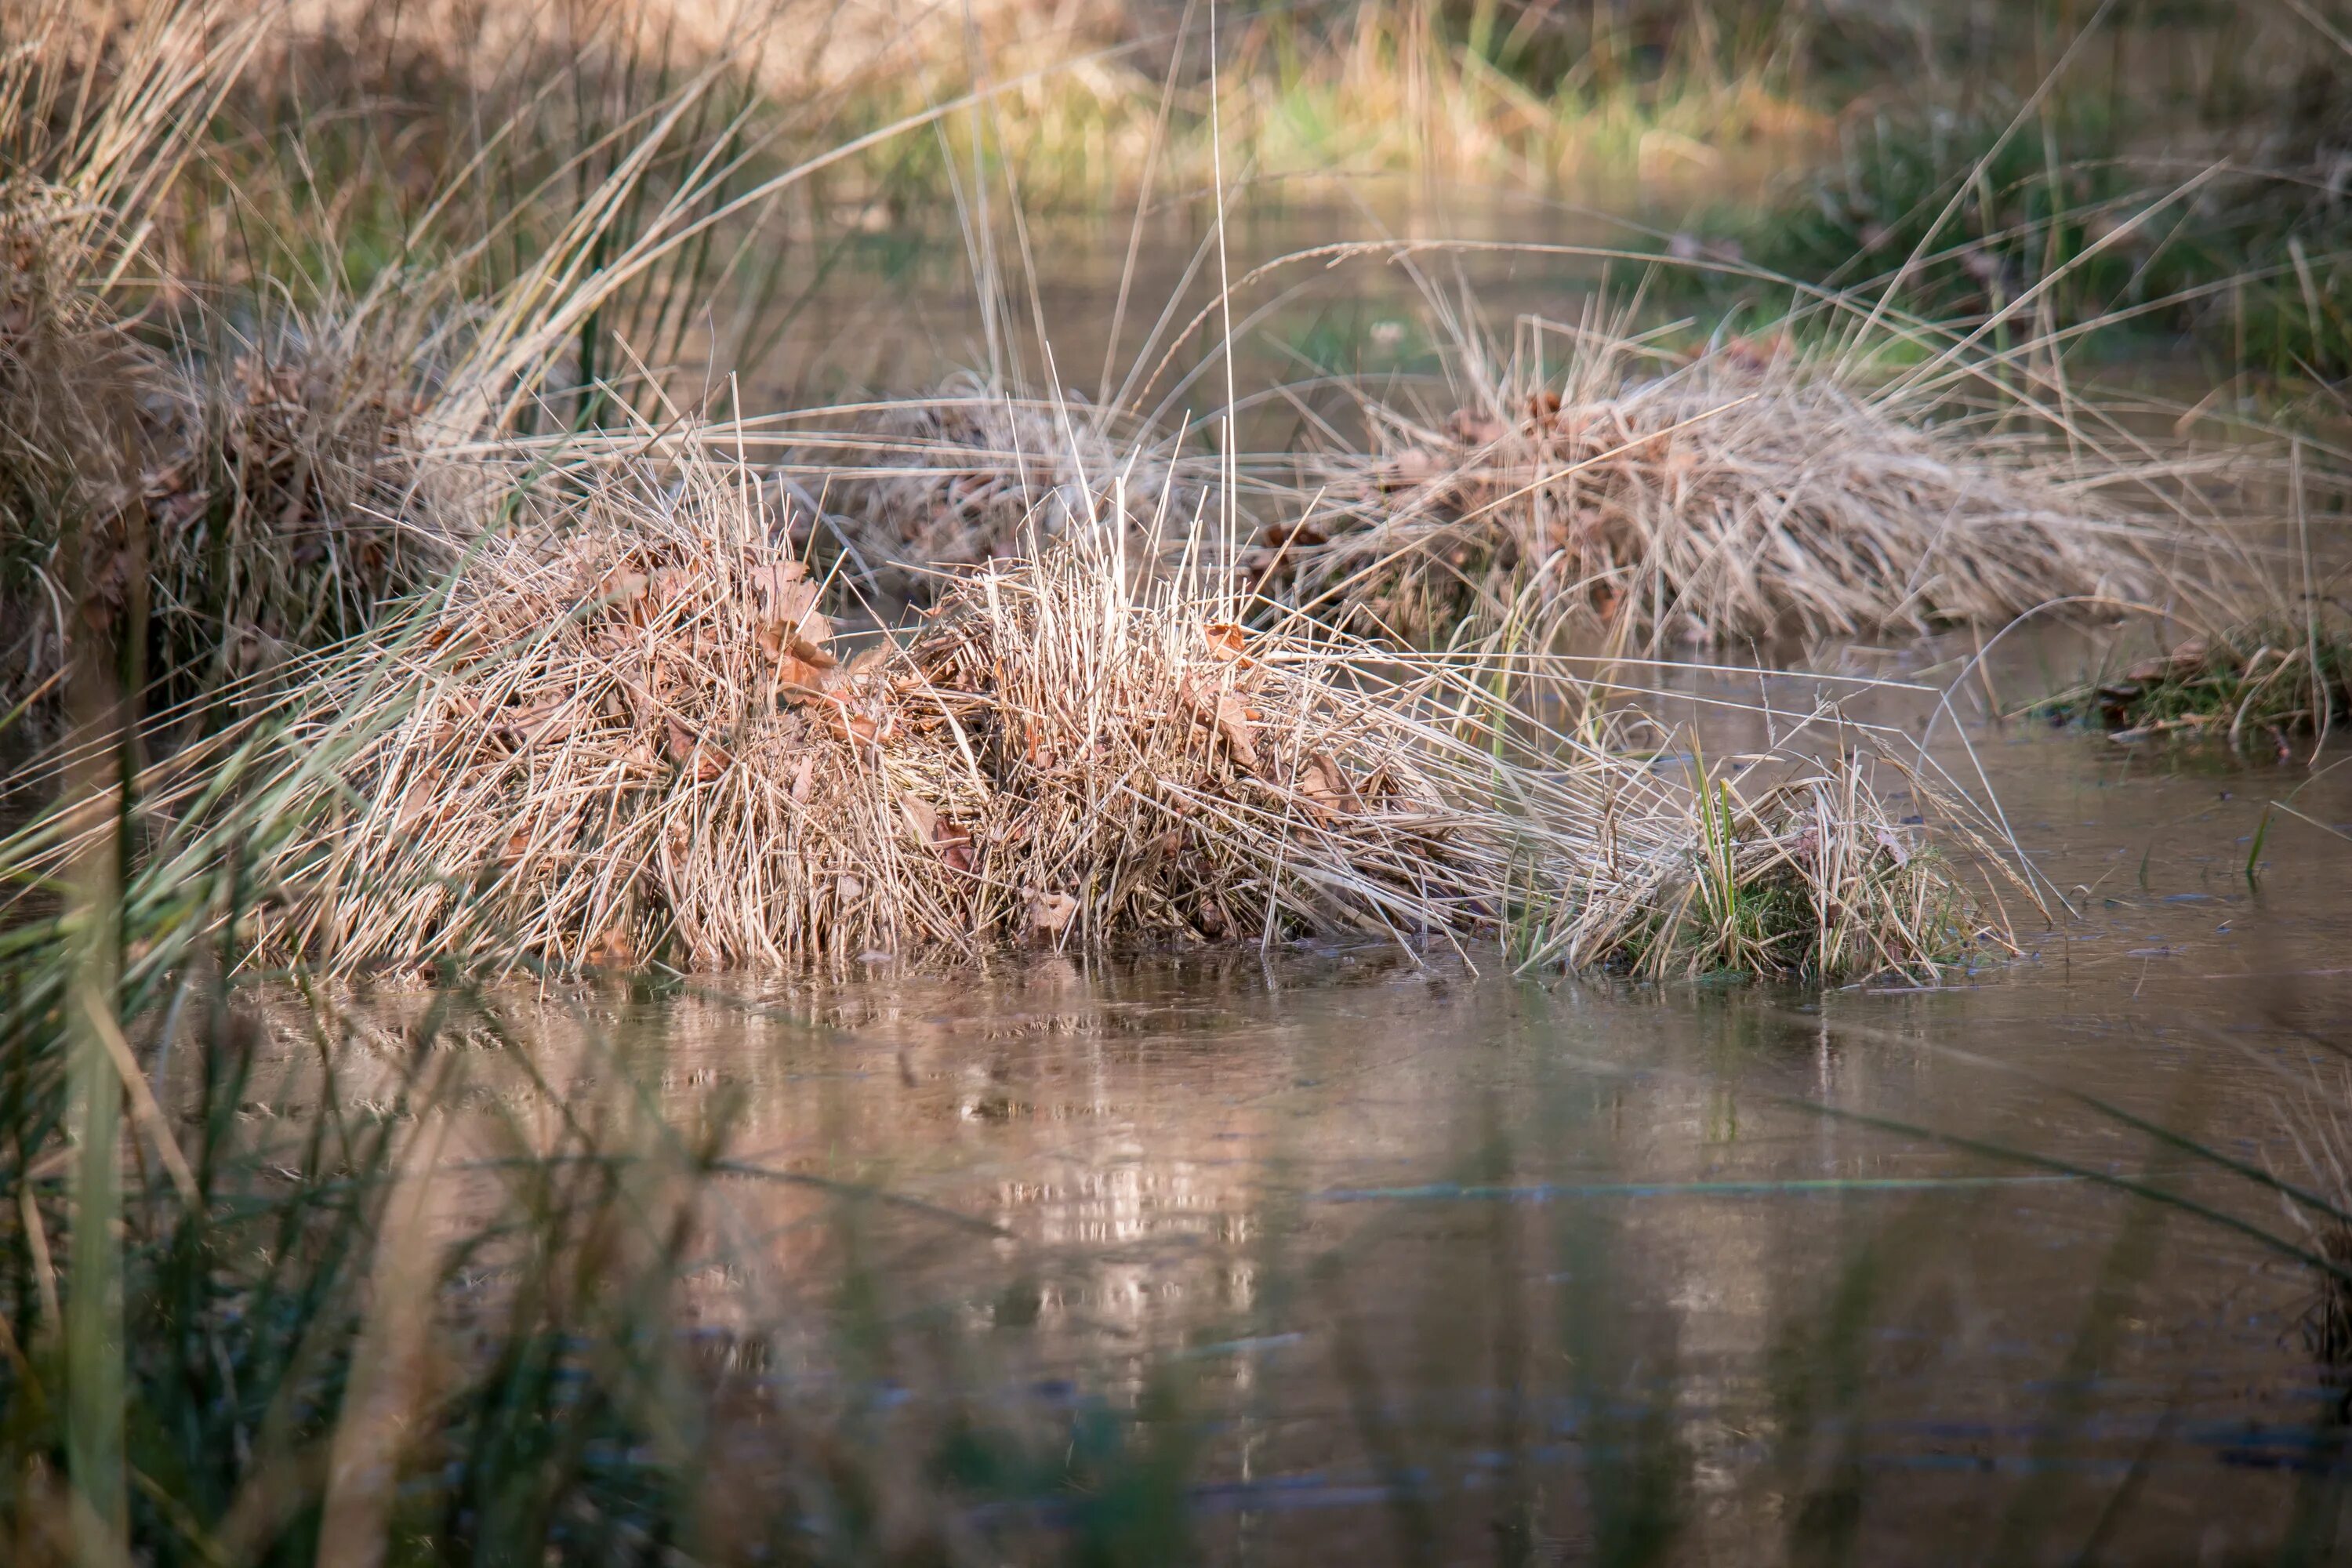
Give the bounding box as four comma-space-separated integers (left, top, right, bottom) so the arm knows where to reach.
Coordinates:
773, 376, 1191, 608
1269, 321, 2179, 649
0, 180, 169, 716
0, 3, 2024, 988
1, 0, 820, 718
2, 199, 432, 712
0, 4, 440, 717
207, 436, 2005, 984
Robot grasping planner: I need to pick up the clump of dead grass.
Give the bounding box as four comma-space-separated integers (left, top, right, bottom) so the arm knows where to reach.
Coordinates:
140, 325, 430, 691
0, 5, 430, 722
0, 10, 2022, 988
0, 176, 161, 717
775, 376, 1191, 609
2, 242, 430, 718
209, 435, 2005, 985
1269, 321, 2174, 649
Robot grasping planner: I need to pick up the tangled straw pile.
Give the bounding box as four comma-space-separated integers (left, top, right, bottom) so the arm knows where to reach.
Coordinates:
1268, 329, 2172, 648
2, 245, 428, 713
216, 437, 1998, 983
0, 8, 435, 720
0, 179, 147, 706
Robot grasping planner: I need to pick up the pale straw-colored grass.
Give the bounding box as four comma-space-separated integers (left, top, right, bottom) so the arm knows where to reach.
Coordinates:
197, 429, 2008, 984
0, 2, 2030, 989
768, 376, 1192, 607
1273, 310, 2180, 650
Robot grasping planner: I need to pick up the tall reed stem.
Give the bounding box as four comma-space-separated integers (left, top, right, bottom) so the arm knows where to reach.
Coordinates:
61, 493, 132, 1565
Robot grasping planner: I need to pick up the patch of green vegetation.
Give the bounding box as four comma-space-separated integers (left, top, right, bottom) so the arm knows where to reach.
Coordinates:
2037, 624, 2352, 752
1616, 844, 1974, 984
1674, 90, 2352, 379
839, 0, 1860, 212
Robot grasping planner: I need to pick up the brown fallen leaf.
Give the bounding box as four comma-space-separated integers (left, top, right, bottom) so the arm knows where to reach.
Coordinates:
1027, 890, 1080, 935
935, 817, 975, 874
586, 924, 635, 967
662, 716, 731, 782
821, 703, 880, 746
592, 567, 649, 612
394, 774, 444, 830
899, 793, 976, 869
786, 630, 837, 668
776, 656, 835, 694
750, 558, 815, 615
497, 699, 572, 746
1298, 753, 1358, 818
1183, 682, 1260, 773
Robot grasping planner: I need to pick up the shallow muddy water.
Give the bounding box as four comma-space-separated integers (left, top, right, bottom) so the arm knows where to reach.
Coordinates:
259, 638, 2352, 1564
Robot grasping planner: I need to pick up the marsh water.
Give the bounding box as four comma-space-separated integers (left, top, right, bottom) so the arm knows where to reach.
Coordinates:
750, 183, 2236, 425
750, 186, 1725, 407
270, 630, 2352, 1564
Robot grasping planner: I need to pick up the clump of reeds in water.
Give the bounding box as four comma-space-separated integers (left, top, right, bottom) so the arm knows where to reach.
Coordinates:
0, 4, 2015, 994
1267, 320, 2171, 649
147, 331, 428, 679
0, 7, 433, 725
162, 431, 2002, 984
2, 281, 429, 721
2038, 623, 2350, 757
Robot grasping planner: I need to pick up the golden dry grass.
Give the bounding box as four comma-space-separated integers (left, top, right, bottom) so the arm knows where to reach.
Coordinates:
187, 430, 2006, 984
771, 376, 1192, 608
1269, 321, 2179, 650
0, 0, 2042, 990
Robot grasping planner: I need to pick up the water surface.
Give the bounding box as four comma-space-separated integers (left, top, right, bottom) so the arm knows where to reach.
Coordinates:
285, 642, 2352, 1563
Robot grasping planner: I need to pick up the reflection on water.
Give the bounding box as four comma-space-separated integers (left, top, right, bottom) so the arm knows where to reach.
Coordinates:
242, 642, 2352, 1561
